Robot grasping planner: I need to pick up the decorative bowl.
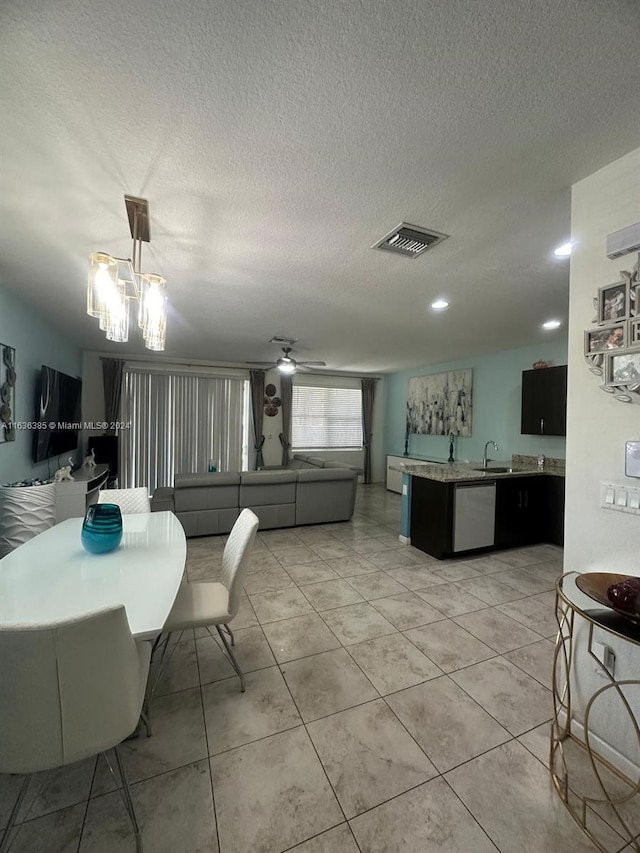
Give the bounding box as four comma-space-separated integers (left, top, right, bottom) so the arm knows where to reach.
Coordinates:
575, 572, 640, 625
81, 503, 123, 554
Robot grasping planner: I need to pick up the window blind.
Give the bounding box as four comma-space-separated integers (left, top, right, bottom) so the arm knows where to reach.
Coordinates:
120, 369, 249, 493
292, 384, 363, 450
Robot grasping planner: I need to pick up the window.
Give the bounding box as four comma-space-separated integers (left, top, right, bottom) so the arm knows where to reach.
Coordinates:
120, 368, 250, 493
292, 384, 362, 450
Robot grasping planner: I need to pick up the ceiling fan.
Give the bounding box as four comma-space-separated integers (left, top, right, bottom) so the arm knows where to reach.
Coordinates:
248, 346, 327, 374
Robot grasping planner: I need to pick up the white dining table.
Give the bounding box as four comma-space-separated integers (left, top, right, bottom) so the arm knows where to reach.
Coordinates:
0, 511, 186, 640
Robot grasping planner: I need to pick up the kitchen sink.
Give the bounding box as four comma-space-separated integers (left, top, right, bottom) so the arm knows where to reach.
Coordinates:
471, 466, 513, 473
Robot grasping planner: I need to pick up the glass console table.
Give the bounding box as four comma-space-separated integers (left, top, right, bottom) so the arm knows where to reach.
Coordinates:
552, 572, 640, 852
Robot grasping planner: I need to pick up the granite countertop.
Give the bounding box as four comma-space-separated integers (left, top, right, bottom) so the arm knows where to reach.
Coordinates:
389, 454, 565, 483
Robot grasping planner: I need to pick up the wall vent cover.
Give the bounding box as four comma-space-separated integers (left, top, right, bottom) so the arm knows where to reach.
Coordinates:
372, 222, 449, 258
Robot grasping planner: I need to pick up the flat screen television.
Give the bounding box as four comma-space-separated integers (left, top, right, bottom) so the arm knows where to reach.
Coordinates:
32, 366, 83, 463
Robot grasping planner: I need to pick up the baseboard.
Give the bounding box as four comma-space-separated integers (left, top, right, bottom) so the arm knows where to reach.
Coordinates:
559, 710, 640, 780
398, 534, 411, 545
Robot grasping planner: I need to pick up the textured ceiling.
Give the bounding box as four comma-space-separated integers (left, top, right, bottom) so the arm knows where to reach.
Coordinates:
1, 0, 639, 373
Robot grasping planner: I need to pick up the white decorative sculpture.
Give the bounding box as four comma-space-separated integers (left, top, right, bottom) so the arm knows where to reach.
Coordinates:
54, 466, 74, 483
83, 448, 96, 469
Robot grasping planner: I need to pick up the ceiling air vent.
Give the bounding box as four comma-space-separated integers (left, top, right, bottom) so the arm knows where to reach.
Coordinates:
268, 336, 297, 346
372, 222, 449, 258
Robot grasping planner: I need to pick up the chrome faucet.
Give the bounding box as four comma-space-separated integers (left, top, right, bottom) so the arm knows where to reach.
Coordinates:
482, 440, 499, 470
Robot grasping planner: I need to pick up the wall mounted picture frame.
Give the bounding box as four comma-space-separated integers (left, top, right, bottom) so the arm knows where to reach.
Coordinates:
630, 319, 640, 347
0, 344, 16, 443
605, 350, 640, 387
407, 368, 473, 436
597, 280, 629, 324
584, 323, 627, 355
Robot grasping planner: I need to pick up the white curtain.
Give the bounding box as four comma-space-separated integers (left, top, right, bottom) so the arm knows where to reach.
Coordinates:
120, 369, 249, 492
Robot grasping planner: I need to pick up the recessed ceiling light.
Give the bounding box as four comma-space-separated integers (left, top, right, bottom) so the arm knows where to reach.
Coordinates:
543, 319, 562, 330
430, 299, 449, 311
553, 241, 573, 257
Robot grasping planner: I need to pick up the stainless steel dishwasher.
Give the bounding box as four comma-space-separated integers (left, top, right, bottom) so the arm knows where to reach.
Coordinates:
452, 482, 496, 552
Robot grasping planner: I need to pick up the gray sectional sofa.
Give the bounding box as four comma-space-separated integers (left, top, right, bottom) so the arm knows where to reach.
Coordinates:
151, 455, 359, 537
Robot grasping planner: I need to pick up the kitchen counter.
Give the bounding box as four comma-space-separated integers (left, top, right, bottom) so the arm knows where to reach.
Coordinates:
389, 456, 565, 484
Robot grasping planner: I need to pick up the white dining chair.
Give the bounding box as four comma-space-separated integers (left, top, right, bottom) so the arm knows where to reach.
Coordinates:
156, 508, 259, 693
0, 606, 152, 853
98, 487, 151, 514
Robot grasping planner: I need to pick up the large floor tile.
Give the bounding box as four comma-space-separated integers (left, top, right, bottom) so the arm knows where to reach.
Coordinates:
307, 541, 355, 561
285, 561, 340, 585
262, 613, 341, 663
415, 583, 488, 617
445, 740, 605, 853
81, 760, 217, 853
493, 547, 543, 568
202, 665, 301, 754
96, 688, 207, 788
308, 699, 436, 817
456, 554, 513, 575
271, 544, 320, 566
404, 620, 495, 673
226, 594, 259, 630
456, 575, 526, 605
249, 586, 314, 623
281, 648, 379, 721
450, 657, 552, 735
453, 608, 543, 652
348, 538, 395, 554
7, 803, 85, 853
321, 602, 396, 645
347, 632, 441, 694
17, 758, 96, 823
386, 676, 510, 772
428, 561, 483, 582
324, 554, 380, 577
243, 566, 294, 595
287, 824, 359, 852
345, 570, 408, 601
369, 591, 446, 630
496, 595, 558, 637
197, 625, 275, 685
369, 550, 428, 572
384, 564, 446, 589
491, 567, 556, 596
301, 578, 365, 610
350, 777, 499, 853
211, 727, 342, 853
504, 638, 555, 686
155, 634, 200, 696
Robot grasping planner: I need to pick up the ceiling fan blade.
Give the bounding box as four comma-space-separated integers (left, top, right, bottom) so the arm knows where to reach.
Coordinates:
298, 361, 327, 367
244, 361, 275, 367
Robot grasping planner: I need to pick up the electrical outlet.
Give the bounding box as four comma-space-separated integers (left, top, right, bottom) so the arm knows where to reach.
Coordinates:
593, 641, 616, 677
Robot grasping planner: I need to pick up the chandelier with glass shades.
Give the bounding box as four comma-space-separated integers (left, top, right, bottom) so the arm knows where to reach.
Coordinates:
87, 195, 168, 351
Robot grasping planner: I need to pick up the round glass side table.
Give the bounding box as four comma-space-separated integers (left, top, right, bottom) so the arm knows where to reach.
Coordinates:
552, 572, 640, 852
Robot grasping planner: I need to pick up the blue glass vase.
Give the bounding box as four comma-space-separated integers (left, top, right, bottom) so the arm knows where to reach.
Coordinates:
81, 503, 123, 554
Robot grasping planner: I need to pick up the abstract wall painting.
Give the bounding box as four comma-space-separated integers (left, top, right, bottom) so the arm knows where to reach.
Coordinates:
407, 368, 473, 436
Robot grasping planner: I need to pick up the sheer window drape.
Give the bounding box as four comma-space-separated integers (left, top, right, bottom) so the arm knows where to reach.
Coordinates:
120, 369, 248, 493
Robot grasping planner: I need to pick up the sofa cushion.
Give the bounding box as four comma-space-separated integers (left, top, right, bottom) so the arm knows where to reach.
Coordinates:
296, 468, 357, 482
174, 472, 240, 513
151, 487, 175, 513
240, 470, 297, 507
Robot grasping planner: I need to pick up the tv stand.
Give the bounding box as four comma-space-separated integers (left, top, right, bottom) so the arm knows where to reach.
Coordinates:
55, 464, 110, 523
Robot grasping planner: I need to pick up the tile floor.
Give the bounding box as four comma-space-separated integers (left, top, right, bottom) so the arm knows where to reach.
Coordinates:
0, 486, 628, 852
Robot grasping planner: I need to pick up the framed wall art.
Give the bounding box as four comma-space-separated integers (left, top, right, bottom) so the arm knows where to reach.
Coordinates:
0, 344, 16, 443
407, 368, 472, 436
597, 280, 630, 324
584, 323, 627, 355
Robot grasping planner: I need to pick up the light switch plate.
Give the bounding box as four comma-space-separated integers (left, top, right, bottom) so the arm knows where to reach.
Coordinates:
626, 441, 640, 478
601, 482, 640, 515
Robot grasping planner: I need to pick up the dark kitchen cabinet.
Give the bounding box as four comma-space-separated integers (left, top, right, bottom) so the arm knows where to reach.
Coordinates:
494, 476, 546, 549
410, 476, 455, 559
521, 365, 567, 436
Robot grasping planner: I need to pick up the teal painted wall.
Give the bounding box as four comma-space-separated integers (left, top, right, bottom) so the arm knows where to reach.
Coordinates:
0, 285, 83, 484
384, 339, 568, 464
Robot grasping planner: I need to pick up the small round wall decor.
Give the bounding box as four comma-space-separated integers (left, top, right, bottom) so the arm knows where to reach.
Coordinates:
264, 386, 282, 417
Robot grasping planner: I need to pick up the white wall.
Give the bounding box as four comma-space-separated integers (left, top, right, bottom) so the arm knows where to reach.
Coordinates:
565, 146, 640, 772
